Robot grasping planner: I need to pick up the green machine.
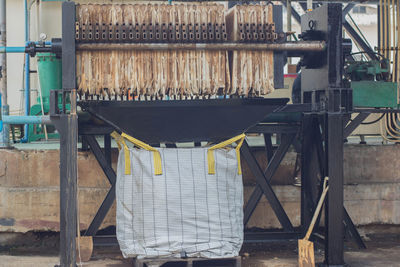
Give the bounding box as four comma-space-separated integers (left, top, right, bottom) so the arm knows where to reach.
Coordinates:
346, 57, 399, 109
29, 53, 64, 142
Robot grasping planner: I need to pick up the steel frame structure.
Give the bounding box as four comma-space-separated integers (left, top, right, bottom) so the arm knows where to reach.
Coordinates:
51, 2, 374, 267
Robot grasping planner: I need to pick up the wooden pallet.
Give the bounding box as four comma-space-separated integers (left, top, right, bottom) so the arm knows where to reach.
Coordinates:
133, 256, 241, 267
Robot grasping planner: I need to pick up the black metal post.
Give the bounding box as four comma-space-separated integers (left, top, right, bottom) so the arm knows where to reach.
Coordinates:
104, 134, 112, 166
56, 2, 77, 267
57, 114, 78, 267
324, 113, 345, 266
300, 114, 322, 234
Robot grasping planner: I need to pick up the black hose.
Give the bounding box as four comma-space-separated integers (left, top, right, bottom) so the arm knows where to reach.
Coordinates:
350, 51, 386, 59
360, 113, 385, 125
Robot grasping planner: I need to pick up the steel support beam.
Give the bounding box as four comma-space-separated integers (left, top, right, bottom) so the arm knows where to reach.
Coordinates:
243, 133, 297, 227
344, 207, 367, 249
54, 114, 78, 267
85, 184, 116, 237
343, 113, 369, 138
83, 135, 116, 236
244, 231, 302, 243
301, 115, 322, 233
324, 113, 345, 266
241, 140, 295, 232
343, 21, 378, 61
342, 3, 355, 16
57, 3, 77, 267
263, 133, 274, 161
84, 135, 116, 185
104, 134, 112, 166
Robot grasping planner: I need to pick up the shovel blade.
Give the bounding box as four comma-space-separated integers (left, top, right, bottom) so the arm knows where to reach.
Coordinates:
298, 239, 315, 267
76, 236, 93, 262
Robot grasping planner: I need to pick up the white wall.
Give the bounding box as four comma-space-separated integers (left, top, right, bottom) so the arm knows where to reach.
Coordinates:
7, 0, 27, 115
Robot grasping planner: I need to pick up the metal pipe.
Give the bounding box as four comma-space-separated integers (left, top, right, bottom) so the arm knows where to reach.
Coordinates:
0, 0, 8, 147
21, 0, 30, 143
0, 42, 53, 53
0, 46, 26, 53
2, 115, 51, 125
77, 41, 326, 52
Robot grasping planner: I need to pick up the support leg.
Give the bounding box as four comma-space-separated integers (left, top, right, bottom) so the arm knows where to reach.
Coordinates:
57, 114, 78, 267
301, 115, 321, 234
324, 113, 344, 266
104, 134, 111, 166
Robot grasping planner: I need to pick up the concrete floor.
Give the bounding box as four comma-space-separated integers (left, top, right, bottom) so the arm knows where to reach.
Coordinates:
1, 245, 400, 267
1, 226, 399, 267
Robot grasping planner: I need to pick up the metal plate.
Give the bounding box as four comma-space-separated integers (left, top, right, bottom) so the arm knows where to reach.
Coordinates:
79, 98, 289, 143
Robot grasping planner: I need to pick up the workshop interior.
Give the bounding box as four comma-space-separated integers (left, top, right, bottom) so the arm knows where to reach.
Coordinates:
0, 0, 399, 267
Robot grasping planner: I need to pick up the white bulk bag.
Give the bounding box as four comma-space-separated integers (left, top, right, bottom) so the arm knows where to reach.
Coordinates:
112, 132, 245, 259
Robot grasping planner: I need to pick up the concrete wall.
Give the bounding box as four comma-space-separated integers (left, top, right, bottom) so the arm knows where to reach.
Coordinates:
0, 144, 399, 233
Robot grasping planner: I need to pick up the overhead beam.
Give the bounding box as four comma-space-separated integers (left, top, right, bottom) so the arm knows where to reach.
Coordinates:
342, 3, 356, 16
281, 0, 301, 24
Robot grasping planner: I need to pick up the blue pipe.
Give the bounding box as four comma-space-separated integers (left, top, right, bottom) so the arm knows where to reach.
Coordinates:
0, 42, 53, 53
0, 46, 25, 53
2, 115, 51, 125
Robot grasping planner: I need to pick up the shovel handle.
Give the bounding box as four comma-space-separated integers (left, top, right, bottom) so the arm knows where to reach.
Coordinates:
304, 177, 329, 241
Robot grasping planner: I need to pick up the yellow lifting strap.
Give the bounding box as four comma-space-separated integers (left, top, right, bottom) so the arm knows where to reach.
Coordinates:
111, 131, 163, 176
207, 133, 246, 175
110, 131, 124, 150
111, 131, 131, 175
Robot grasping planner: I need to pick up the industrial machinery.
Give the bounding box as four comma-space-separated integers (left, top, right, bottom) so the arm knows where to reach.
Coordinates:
46, 2, 356, 267
28, 53, 63, 142
3, 1, 393, 267
347, 56, 398, 109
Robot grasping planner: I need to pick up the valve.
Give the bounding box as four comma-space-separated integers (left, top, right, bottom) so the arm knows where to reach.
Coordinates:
25, 38, 62, 58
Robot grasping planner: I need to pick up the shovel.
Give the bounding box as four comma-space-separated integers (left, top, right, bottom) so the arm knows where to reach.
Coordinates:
76, 188, 93, 263
76, 234, 93, 263
298, 177, 329, 267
